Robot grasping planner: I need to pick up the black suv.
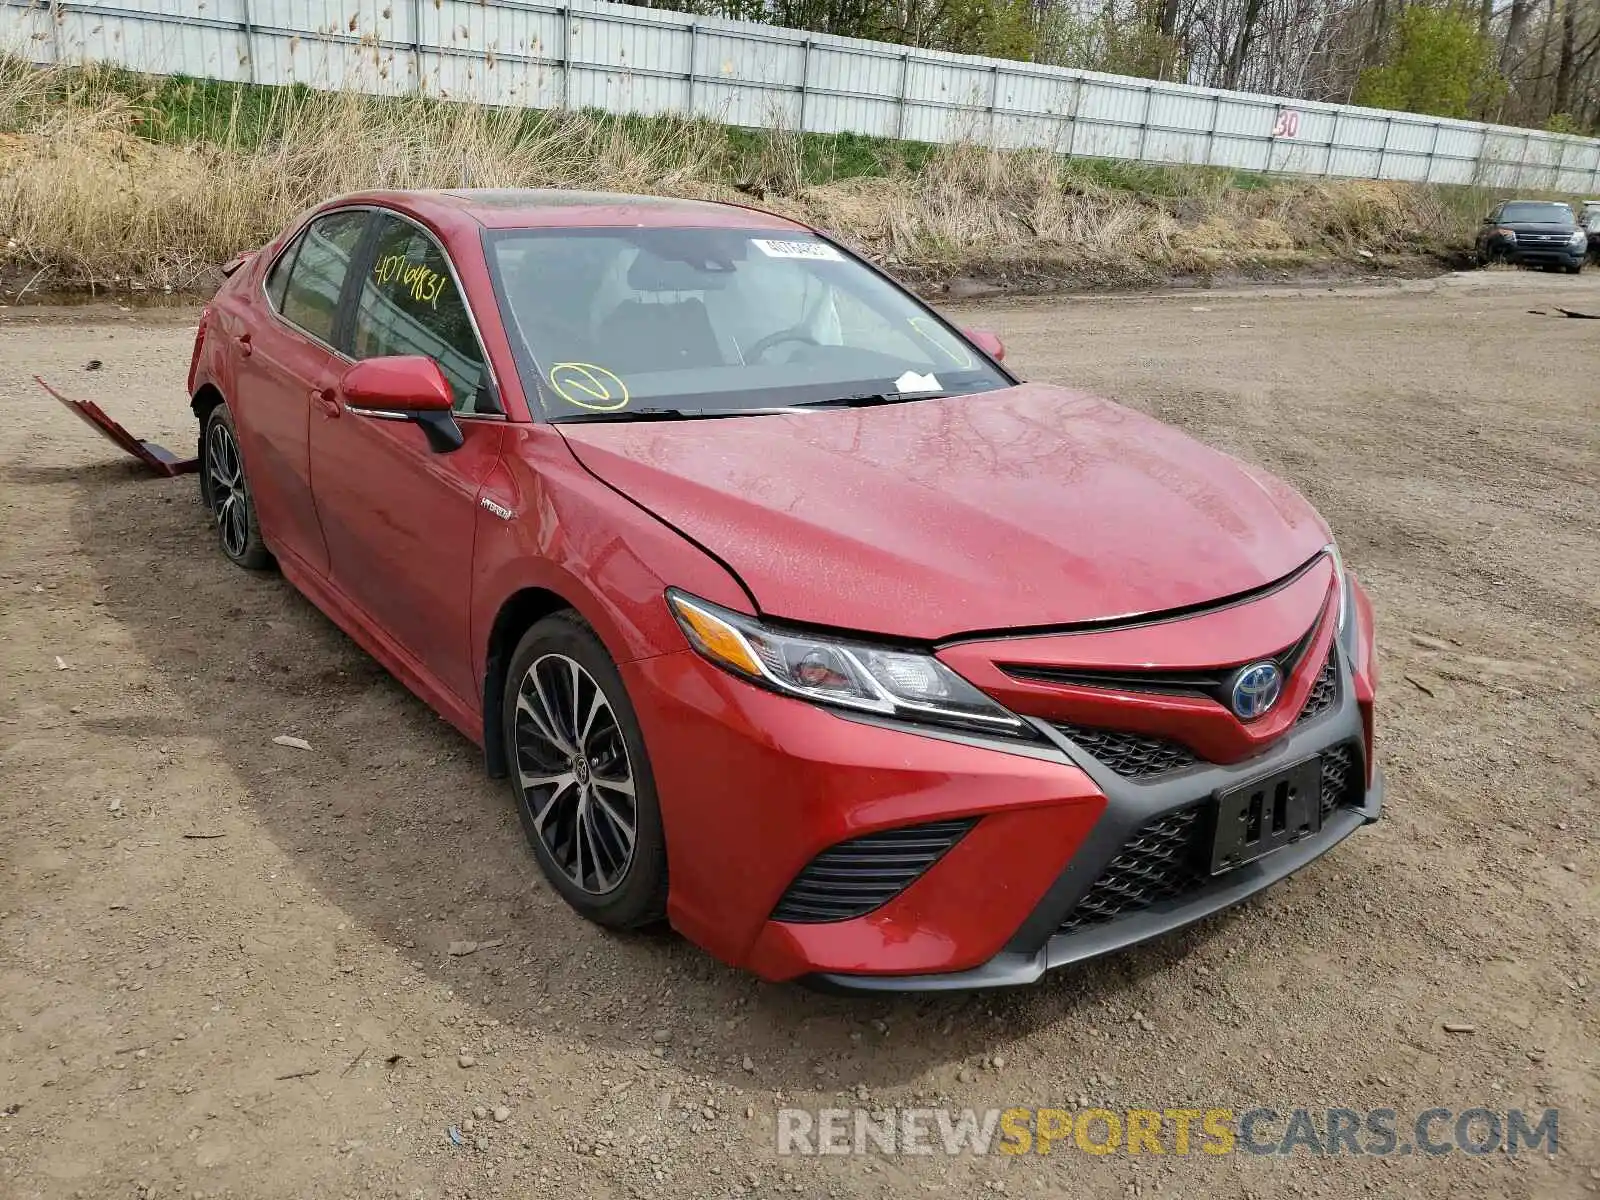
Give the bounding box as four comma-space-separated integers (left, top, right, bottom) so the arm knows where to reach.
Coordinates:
1477, 201, 1586, 273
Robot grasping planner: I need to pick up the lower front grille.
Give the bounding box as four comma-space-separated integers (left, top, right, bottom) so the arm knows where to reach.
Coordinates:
1057, 741, 1367, 934
770, 819, 977, 924
1056, 805, 1207, 932
1051, 724, 1197, 779
1319, 741, 1362, 819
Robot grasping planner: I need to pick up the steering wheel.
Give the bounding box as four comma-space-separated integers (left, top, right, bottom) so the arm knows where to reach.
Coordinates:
745, 328, 820, 362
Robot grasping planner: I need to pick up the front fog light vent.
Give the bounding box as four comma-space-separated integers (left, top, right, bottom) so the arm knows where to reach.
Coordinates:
769, 819, 978, 923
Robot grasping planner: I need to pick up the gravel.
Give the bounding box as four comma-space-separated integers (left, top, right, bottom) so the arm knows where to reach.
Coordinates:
1, 275, 1594, 1199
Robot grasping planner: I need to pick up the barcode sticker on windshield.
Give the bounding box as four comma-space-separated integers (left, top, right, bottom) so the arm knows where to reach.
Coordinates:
751, 238, 843, 261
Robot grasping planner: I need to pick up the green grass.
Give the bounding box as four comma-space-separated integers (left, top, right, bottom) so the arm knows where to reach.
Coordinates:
1064, 157, 1270, 195
3, 62, 942, 187
5, 55, 1497, 295
7, 61, 1293, 196
9, 56, 1576, 223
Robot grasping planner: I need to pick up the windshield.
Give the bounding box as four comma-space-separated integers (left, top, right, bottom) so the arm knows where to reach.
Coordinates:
484, 227, 1010, 420
1500, 202, 1575, 225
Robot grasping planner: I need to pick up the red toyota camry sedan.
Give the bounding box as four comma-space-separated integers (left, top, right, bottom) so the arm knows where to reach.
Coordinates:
188, 189, 1381, 990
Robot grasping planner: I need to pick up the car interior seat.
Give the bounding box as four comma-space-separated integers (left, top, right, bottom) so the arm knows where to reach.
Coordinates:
592, 247, 729, 374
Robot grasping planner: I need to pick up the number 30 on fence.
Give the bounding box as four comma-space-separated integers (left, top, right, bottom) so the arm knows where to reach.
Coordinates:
1272, 109, 1302, 138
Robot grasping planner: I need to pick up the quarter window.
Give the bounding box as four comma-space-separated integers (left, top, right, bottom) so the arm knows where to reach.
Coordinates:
264, 239, 298, 311
278, 210, 368, 345
351, 215, 492, 415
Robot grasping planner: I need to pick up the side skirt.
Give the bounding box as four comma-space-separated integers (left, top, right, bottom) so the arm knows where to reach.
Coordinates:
272, 542, 485, 750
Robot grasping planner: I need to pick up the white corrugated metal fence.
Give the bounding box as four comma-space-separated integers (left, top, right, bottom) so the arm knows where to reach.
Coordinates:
6, 0, 1600, 190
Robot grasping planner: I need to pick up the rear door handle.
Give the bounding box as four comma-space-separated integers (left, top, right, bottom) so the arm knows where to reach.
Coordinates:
235, 333, 252, 358
311, 388, 341, 418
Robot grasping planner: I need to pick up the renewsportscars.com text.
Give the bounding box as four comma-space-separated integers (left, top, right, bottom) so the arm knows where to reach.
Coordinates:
776, 1106, 1559, 1158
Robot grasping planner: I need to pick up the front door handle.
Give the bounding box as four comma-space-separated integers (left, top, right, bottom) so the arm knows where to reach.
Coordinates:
311, 387, 341, 418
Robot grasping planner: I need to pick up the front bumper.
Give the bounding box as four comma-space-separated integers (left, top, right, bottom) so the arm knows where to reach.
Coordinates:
811, 705, 1382, 992
1505, 244, 1585, 267
621, 649, 1111, 979
624, 629, 1379, 990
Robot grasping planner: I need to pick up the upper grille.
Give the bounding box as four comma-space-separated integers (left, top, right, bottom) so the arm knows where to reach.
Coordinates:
1003, 613, 1322, 706
1008, 664, 1224, 698
1295, 653, 1339, 724
1057, 805, 1207, 932
1052, 724, 1197, 779
1319, 741, 1362, 819
769, 819, 977, 924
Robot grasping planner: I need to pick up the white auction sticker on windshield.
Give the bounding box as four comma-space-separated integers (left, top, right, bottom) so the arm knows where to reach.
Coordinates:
751, 238, 843, 261
895, 371, 942, 394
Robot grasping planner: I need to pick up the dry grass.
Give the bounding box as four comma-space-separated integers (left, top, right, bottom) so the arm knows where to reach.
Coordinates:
0, 60, 731, 289
799, 142, 1470, 287
0, 59, 1478, 294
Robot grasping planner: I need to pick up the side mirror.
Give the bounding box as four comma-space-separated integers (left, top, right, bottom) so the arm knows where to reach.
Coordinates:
965, 327, 1006, 362
340, 356, 463, 454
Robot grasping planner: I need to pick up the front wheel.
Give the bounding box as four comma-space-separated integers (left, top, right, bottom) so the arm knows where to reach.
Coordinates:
202, 404, 273, 569
503, 612, 668, 929
1565, 262, 1583, 275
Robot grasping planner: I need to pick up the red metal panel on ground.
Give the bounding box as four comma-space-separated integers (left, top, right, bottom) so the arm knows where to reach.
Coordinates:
35, 376, 198, 477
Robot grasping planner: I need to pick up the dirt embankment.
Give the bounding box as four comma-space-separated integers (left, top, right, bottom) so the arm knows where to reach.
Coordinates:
1, 63, 1476, 299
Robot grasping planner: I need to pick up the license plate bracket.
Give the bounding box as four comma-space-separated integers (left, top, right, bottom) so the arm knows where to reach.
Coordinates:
1210, 756, 1322, 875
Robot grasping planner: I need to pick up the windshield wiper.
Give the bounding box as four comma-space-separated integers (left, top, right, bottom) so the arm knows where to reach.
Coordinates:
551, 392, 965, 423
793, 391, 953, 408
551, 406, 813, 424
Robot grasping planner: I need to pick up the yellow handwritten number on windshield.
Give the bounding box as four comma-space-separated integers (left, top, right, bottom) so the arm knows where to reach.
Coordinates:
548, 363, 630, 412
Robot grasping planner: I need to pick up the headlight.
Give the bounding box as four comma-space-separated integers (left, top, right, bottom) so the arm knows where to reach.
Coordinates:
1495, 227, 1518, 240
1568, 229, 1587, 247
1325, 542, 1353, 641
666, 589, 1029, 736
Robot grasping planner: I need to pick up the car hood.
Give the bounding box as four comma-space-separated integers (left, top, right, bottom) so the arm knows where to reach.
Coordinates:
556, 383, 1331, 640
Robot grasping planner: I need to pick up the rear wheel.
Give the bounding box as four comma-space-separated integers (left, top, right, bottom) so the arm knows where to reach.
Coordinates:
503, 613, 667, 929
202, 404, 272, 570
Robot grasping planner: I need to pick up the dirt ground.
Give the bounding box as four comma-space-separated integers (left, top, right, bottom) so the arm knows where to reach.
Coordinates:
1, 271, 1596, 1200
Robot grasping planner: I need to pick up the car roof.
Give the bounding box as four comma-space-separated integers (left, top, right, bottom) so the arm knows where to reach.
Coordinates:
327, 188, 812, 233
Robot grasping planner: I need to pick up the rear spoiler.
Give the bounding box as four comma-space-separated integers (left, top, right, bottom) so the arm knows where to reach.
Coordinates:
220, 250, 257, 278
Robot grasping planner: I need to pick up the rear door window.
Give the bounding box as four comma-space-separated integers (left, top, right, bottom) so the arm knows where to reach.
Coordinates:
349, 213, 493, 415
278, 210, 369, 346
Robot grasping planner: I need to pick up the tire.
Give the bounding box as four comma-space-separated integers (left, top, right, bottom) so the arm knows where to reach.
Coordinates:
202, 404, 273, 570
1566, 263, 1583, 275
502, 612, 668, 929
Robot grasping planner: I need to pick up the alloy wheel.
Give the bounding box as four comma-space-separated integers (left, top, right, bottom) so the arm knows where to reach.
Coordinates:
206, 421, 249, 560
512, 653, 639, 894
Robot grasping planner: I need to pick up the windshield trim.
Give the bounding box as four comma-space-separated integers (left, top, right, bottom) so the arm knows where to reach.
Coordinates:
480, 224, 1019, 424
